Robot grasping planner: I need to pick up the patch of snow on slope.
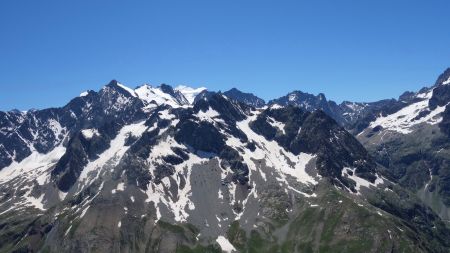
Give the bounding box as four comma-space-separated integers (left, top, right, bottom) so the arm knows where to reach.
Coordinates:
0, 146, 66, 184
269, 104, 283, 109
78, 121, 148, 188
368, 90, 447, 134
147, 136, 181, 162
424, 167, 433, 190
216, 236, 236, 253
288, 93, 297, 101
36, 173, 50, 186
221, 110, 317, 210
48, 119, 64, 139
235, 112, 317, 186
267, 117, 286, 134
196, 108, 221, 122
443, 77, 450, 85
345, 102, 364, 111
79, 205, 90, 218
117, 182, 125, 191
64, 225, 72, 236
81, 128, 99, 139
281, 153, 315, 180
145, 139, 207, 222
24, 192, 46, 210
342, 102, 368, 120
175, 85, 207, 104
342, 167, 384, 194
59, 191, 68, 200
158, 109, 176, 120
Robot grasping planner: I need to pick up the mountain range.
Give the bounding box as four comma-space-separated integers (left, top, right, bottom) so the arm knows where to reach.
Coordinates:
1, 68, 450, 253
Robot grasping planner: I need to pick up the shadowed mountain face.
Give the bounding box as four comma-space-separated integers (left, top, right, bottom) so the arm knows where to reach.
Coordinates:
268, 91, 347, 125
223, 88, 266, 108
1, 76, 450, 253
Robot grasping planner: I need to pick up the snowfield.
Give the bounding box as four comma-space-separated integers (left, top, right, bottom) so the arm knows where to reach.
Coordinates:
368, 90, 447, 134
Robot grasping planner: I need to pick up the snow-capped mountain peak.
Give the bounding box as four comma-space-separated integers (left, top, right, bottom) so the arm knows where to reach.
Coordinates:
102, 80, 137, 97
134, 83, 183, 108
101, 81, 205, 108
174, 85, 207, 104
136, 83, 193, 107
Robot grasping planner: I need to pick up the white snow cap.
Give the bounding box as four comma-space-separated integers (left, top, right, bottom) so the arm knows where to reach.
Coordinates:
111, 82, 208, 106
100, 81, 207, 107
80, 91, 89, 97
135, 84, 183, 107
175, 85, 207, 104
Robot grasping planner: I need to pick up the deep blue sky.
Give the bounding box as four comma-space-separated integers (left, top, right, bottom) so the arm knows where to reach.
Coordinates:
1, 0, 450, 111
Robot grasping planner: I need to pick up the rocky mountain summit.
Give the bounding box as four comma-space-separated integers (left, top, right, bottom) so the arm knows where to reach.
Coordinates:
1, 73, 450, 253
223, 88, 266, 108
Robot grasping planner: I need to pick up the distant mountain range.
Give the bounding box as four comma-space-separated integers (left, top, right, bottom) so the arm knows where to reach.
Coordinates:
1, 69, 450, 253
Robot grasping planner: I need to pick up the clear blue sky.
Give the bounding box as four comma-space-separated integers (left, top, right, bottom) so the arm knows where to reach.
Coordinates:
1, 0, 450, 111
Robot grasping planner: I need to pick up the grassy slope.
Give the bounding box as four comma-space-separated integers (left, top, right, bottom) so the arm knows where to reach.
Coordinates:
223, 187, 434, 253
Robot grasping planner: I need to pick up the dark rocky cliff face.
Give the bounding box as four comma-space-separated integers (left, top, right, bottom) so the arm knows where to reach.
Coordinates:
223, 88, 265, 108
268, 91, 348, 125
429, 84, 450, 110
